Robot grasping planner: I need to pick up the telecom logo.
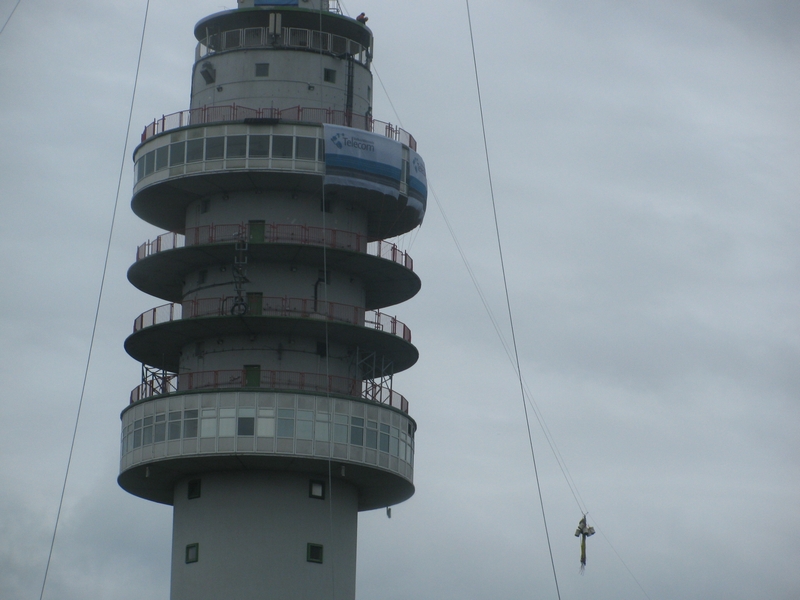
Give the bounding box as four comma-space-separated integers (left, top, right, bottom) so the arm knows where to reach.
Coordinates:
330, 133, 346, 149
412, 156, 426, 177
329, 133, 375, 153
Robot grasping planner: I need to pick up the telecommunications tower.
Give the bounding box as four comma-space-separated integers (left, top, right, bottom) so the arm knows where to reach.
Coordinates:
118, 1, 426, 598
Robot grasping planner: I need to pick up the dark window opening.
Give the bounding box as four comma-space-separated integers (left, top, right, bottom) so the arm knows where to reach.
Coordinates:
249, 135, 271, 157
186, 543, 199, 563
205, 137, 224, 160
188, 479, 201, 499
324, 69, 336, 83
272, 135, 293, 158
186, 139, 204, 162
309, 480, 325, 500
255, 63, 270, 77
307, 543, 323, 563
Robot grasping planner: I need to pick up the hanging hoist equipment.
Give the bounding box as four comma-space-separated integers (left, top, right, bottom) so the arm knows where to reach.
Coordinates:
575, 515, 595, 573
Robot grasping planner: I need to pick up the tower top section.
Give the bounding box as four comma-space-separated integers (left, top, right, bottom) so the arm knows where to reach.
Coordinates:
194, 1, 370, 47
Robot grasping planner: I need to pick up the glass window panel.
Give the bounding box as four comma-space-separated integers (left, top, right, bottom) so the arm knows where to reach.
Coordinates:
142, 426, 153, 445
154, 422, 166, 442
186, 139, 204, 162
134, 419, 142, 430
133, 429, 142, 448
296, 137, 316, 160
334, 423, 348, 444
390, 435, 399, 456
297, 410, 314, 421
220, 408, 236, 418
257, 417, 275, 436
350, 426, 363, 446
170, 141, 185, 165
219, 418, 235, 437
144, 151, 155, 176
249, 135, 270, 157
201, 419, 216, 437
206, 137, 224, 159
238, 417, 255, 436
168, 422, 182, 440
272, 135, 293, 158
143, 416, 153, 426
169, 411, 182, 421
277, 418, 294, 437
155, 146, 169, 171
365, 429, 377, 449
227, 135, 247, 158
137, 158, 145, 181
155, 413, 166, 422
278, 409, 294, 418
379, 432, 389, 453
296, 420, 313, 440
184, 420, 198, 438
184, 410, 198, 419
315, 422, 329, 442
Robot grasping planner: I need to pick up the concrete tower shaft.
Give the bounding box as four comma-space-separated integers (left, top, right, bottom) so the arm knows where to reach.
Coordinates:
119, 2, 427, 599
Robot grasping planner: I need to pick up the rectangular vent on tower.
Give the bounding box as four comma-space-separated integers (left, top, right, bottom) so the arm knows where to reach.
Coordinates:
255, 63, 270, 77
307, 543, 324, 564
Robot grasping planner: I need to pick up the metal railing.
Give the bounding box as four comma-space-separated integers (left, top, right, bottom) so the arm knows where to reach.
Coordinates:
141, 104, 416, 150
198, 22, 362, 63
135, 223, 414, 271
130, 368, 408, 413
132, 296, 412, 343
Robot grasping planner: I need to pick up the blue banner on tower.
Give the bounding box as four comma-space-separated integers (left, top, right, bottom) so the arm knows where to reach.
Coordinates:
324, 125, 403, 199
407, 148, 427, 215
255, 0, 298, 5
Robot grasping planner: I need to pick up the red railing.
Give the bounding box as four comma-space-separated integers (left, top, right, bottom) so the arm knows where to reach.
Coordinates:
141, 104, 417, 150
129, 368, 409, 413
132, 296, 412, 343
135, 223, 414, 271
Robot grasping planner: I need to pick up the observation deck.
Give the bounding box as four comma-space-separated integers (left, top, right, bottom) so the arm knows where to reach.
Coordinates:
119, 389, 416, 509
128, 224, 420, 309
124, 297, 418, 374
132, 115, 425, 239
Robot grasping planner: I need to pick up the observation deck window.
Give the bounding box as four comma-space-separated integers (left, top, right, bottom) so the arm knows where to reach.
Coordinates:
272, 135, 293, 158
205, 137, 225, 160
227, 135, 247, 158
197, 26, 371, 67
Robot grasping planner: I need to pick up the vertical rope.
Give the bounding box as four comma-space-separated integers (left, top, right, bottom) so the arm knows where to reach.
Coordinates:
37, 1, 152, 598
464, 2, 562, 598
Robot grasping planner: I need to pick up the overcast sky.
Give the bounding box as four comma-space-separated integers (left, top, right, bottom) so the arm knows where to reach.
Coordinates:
1, 0, 798, 599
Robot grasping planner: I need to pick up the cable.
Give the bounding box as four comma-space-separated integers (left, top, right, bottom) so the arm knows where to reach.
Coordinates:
464, 2, 562, 598
37, 2, 152, 598
0, 0, 21, 37
315, 5, 338, 599
429, 181, 587, 515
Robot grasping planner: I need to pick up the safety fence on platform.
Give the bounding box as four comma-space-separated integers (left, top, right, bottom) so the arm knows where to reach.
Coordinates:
135, 223, 414, 271
129, 368, 408, 413
132, 297, 412, 343
141, 104, 416, 150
